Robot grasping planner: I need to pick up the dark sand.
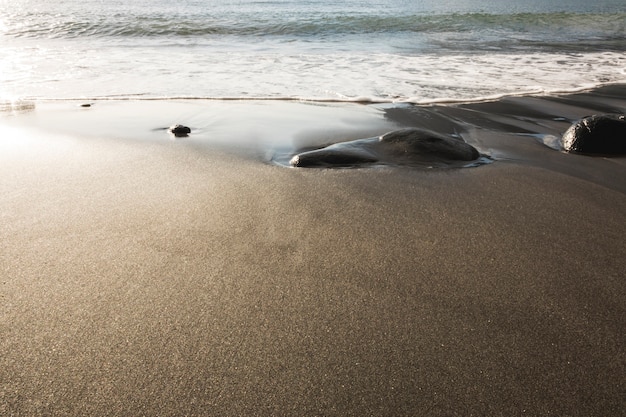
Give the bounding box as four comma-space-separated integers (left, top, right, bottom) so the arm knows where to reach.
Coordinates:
1, 86, 625, 416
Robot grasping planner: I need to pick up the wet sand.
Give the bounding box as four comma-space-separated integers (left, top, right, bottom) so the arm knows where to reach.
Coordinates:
1, 86, 625, 416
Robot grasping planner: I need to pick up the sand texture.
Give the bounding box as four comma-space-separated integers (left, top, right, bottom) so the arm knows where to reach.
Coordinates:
1, 86, 625, 416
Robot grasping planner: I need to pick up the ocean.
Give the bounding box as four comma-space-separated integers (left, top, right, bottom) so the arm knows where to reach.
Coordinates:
0, 0, 625, 103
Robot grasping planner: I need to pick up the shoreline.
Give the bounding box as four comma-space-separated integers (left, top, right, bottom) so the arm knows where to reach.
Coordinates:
3, 84, 624, 188
6, 79, 626, 105
1, 85, 625, 415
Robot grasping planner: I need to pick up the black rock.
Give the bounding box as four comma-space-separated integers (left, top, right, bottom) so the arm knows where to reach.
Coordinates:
290, 128, 480, 168
379, 128, 480, 161
290, 140, 378, 167
169, 124, 191, 137
561, 114, 626, 155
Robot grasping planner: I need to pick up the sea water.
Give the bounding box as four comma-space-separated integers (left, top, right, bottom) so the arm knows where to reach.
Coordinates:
1, 0, 625, 103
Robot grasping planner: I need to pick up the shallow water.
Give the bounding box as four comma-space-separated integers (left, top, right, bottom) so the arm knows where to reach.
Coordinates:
2, 85, 624, 180
1, 0, 624, 102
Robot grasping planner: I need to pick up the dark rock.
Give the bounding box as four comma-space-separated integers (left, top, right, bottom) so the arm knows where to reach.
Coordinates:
561, 114, 626, 154
169, 124, 191, 137
379, 128, 480, 161
290, 128, 480, 168
290, 140, 378, 167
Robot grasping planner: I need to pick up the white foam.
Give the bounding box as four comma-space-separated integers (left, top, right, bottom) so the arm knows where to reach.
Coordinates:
2, 35, 625, 104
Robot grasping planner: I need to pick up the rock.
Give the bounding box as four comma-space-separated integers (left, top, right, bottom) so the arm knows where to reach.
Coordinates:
169, 124, 191, 137
379, 128, 480, 161
289, 139, 378, 167
290, 128, 480, 168
561, 114, 626, 154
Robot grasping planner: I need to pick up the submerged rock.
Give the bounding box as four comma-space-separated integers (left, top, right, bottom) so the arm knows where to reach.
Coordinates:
169, 124, 191, 137
561, 114, 626, 155
290, 128, 480, 168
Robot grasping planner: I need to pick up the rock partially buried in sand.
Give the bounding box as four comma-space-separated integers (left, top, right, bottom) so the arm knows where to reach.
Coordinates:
169, 124, 191, 137
562, 114, 626, 155
290, 128, 480, 168
379, 128, 480, 161
289, 139, 379, 167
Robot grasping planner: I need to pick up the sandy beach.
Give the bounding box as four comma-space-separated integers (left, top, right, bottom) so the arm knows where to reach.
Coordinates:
1, 86, 625, 416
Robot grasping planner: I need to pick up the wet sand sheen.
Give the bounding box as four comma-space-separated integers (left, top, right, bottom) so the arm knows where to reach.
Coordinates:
1, 86, 625, 415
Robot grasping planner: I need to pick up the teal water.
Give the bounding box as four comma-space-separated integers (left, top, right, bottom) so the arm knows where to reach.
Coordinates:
1, 0, 625, 102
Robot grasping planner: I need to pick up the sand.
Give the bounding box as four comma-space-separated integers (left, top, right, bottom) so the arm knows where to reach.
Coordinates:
1, 86, 625, 416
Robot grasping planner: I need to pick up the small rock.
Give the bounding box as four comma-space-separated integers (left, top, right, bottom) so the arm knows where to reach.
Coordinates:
169, 124, 191, 137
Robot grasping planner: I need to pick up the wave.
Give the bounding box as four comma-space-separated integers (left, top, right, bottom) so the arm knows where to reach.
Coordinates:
3, 11, 625, 44
19, 81, 626, 107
